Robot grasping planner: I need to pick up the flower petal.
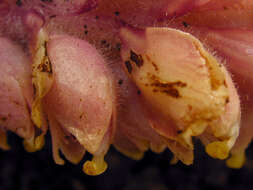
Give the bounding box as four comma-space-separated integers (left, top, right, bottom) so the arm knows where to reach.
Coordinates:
194, 28, 253, 168
120, 27, 240, 163
0, 37, 34, 141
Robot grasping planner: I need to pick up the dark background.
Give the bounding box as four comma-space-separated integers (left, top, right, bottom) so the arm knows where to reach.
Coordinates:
1, 133, 253, 190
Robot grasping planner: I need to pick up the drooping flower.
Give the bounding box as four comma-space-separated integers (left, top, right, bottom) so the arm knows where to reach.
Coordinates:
0, 0, 252, 174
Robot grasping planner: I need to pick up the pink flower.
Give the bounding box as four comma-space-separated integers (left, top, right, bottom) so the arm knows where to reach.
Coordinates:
0, 0, 252, 174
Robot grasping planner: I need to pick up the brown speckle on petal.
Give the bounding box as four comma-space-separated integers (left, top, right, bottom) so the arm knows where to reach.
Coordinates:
37, 56, 53, 74
114, 11, 120, 16
148, 74, 187, 98
0, 117, 7, 122
130, 50, 143, 67
124, 61, 132, 74
33, 84, 37, 96
118, 79, 123, 85
182, 21, 189, 28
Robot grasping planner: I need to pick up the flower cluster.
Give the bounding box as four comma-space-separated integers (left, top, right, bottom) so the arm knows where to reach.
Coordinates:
0, 0, 252, 175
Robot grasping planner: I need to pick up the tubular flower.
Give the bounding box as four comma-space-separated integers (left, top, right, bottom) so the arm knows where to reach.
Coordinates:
0, 0, 252, 175
120, 27, 240, 164
30, 29, 116, 175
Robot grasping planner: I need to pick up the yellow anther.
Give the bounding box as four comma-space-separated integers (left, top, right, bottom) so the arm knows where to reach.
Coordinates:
206, 141, 229, 160
83, 156, 108, 176
226, 152, 245, 169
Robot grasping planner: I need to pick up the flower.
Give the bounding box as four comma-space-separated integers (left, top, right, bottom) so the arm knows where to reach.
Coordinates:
0, 0, 252, 174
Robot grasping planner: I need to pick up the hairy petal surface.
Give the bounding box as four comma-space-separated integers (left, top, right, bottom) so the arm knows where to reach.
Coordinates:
38, 34, 115, 175
120, 27, 240, 164
193, 28, 253, 168
0, 0, 252, 173
175, 0, 253, 29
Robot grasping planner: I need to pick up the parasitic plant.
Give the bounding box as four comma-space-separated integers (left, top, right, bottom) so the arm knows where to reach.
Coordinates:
0, 0, 252, 175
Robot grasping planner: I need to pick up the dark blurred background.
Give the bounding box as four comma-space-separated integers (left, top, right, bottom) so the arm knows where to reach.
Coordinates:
1, 133, 253, 190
